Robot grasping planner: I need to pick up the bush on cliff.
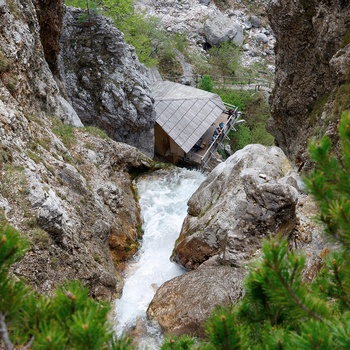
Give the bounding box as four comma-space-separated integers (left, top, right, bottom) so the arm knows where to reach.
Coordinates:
64, 0, 184, 68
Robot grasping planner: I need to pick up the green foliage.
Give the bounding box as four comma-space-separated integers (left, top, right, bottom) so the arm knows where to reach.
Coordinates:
231, 124, 252, 150
51, 119, 77, 148
205, 307, 244, 349
207, 42, 241, 77
304, 111, 350, 248
161, 334, 197, 350
198, 75, 213, 92
27, 150, 43, 164
251, 122, 274, 146
216, 89, 254, 112
0, 223, 134, 349
216, 90, 274, 152
84, 125, 110, 140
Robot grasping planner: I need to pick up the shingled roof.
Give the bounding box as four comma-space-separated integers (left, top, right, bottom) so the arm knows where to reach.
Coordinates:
152, 80, 225, 153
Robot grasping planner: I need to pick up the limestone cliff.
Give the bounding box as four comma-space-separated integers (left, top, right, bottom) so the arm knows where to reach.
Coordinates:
267, 0, 350, 168
59, 7, 155, 157
0, 0, 156, 300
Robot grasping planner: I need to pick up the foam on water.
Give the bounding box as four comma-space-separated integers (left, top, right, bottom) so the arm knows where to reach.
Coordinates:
115, 168, 206, 342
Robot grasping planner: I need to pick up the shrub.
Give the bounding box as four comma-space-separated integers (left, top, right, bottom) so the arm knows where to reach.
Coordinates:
251, 122, 274, 146
51, 119, 77, 148
207, 41, 241, 77
198, 74, 213, 92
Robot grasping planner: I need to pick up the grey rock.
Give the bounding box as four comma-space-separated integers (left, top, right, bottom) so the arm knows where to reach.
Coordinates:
0, 196, 11, 216
249, 15, 261, 28
199, 0, 211, 5
330, 44, 350, 83
255, 33, 269, 44
97, 182, 123, 213
148, 266, 246, 337
57, 96, 83, 127
204, 15, 244, 46
59, 7, 156, 157
172, 144, 299, 270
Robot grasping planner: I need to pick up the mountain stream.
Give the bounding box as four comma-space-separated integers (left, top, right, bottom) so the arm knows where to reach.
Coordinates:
114, 168, 206, 348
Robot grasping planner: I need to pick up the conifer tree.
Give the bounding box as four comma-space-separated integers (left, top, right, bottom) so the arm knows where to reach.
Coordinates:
0, 222, 133, 349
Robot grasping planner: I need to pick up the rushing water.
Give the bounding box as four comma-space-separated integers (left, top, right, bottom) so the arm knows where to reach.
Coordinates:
114, 168, 206, 347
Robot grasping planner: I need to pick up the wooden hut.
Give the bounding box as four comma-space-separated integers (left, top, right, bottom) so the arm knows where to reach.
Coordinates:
152, 80, 226, 165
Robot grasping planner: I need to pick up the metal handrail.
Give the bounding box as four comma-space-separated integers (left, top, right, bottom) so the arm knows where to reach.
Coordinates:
200, 108, 244, 169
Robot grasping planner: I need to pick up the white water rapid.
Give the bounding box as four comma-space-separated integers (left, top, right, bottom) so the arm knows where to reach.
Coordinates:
114, 168, 206, 347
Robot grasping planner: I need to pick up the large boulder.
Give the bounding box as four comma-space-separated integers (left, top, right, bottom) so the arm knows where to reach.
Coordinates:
204, 14, 244, 46
147, 265, 246, 337
172, 144, 299, 270
148, 145, 330, 337
59, 7, 156, 157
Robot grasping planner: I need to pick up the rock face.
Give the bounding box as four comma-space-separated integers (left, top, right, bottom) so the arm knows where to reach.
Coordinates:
0, 0, 81, 127
1, 103, 154, 299
172, 144, 299, 270
0, 0, 156, 300
59, 7, 156, 157
36, 0, 64, 76
148, 145, 301, 335
267, 0, 350, 167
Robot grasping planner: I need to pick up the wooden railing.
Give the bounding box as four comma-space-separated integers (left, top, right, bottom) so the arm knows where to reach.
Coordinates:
163, 75, 274, 92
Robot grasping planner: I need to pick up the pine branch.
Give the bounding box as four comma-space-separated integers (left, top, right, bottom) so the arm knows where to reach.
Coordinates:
0, 312, 13, 350
332, 258, 350, 309
270, 263, 324, 322
23, 336, 34, 350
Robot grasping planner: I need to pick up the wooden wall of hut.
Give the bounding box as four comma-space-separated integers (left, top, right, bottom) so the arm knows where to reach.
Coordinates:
154, 123, 185, 164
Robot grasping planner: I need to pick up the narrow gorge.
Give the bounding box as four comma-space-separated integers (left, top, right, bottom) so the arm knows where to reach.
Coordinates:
1, 0, 350, 348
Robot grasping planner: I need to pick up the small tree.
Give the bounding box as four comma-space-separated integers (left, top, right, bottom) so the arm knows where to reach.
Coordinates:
198, 74, 213, 92
0, 222, 133, 349
208, 42, 241, 77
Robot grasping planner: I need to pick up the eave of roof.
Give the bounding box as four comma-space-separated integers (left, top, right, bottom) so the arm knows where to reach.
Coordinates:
152, 81, 225, 153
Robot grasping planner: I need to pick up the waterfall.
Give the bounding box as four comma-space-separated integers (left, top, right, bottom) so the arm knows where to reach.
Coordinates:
114, 167, 206, 347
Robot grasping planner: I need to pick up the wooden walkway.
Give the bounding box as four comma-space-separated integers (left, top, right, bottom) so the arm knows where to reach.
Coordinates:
185, 104, 244, 169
